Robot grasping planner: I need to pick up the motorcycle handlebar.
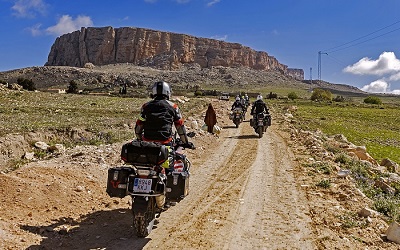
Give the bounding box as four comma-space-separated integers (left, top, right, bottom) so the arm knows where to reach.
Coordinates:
174, 139, 195, 150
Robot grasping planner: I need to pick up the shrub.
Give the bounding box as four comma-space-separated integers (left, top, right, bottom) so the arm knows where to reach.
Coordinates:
194, 90, 203, 96
17, 78, 36, 91
333, 95, 345, 102
316, 179, 331, 188
373, 197, 400, 220
311, 88, 332, 101
67, 80, 78, 94
364, 96, 382, 105
287, 92, 298, 100
267, 92, 278, 99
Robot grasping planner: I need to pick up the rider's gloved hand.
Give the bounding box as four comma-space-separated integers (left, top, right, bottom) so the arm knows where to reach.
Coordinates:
184, 142, 195, 149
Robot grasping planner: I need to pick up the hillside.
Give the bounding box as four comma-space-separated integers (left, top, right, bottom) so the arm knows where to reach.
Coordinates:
0, 64, 366, 97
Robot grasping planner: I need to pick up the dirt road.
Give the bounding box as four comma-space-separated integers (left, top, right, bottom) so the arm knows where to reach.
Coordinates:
0, 100, 316, 249
142, 120, 314, 249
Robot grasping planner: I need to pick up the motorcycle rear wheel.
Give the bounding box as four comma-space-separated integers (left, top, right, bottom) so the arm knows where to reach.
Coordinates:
257, 126, 263, 138
132, 196, 156, 237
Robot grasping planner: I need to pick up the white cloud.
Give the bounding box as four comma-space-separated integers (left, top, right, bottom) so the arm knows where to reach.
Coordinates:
361, 79, 388, 93
144, 0, 157, 3
46, 15, 93, 36
12, 0, 47, 18
176, 0, 190, 3
207, 0, 221, 7
343, 52, 400, 76
360, 79, 400, 94
211, 35, 227, 41
389, 72, 400, 81
26, 23, 43, 36
271, 29, 279, 36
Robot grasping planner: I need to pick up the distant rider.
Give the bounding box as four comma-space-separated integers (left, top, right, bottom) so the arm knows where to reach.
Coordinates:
231, 96, 245, 111
244, 94, 250, 106
251, 94, 271, 125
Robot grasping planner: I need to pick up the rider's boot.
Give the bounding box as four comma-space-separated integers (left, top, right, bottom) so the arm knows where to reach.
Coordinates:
155, 195, 166, 209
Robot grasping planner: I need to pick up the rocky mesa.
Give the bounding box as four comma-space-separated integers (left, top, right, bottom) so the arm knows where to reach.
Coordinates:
45, 26, 303, 80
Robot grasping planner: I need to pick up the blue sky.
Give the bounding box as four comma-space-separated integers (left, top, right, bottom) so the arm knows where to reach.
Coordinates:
2, 0, 400, 94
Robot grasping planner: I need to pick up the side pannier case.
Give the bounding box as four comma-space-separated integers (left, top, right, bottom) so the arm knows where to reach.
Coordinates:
106, 167, 134, 198
166, 153, 190, 202
121, 140, 168, 165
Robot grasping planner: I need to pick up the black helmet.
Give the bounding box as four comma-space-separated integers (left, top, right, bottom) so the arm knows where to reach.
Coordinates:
152, 81, 171, 99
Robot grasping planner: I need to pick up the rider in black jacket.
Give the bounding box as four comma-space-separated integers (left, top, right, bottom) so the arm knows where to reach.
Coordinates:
231, 96, 245, 110
251, 94, 269, 115
135, 81, 192, 147
134, 81, 194, 210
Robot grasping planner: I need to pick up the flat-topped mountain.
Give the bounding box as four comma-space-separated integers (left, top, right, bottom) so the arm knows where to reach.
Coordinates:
45, 26, 303, 80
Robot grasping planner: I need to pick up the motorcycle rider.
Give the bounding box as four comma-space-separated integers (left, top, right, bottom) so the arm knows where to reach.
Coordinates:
135, 81, 193, 147
251, 94, 271, 126
231, 96, 245, 121
135, 81, 194, 209
244, 93, 250, 106
231, 96, 245, 111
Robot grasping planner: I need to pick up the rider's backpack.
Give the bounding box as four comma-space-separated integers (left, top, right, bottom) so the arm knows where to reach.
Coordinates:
121, 140, 169, 165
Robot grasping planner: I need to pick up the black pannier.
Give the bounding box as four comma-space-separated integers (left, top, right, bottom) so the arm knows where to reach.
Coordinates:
166, 153, 190, 202
106, 167, 134, 198
121, 140, 169, 165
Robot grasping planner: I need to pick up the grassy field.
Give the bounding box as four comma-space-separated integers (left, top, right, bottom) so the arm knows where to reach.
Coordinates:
0, 90, 208, 145
271, 99, 400, 164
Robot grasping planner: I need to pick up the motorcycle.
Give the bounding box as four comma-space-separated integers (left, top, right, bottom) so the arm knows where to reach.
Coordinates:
106, 135, 193, 237
250, 112, 271, 138
230, 107, 244, 128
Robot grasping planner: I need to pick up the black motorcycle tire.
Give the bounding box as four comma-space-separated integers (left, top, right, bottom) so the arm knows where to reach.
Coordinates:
257, 126, 263, 138
132, 196, 156, 237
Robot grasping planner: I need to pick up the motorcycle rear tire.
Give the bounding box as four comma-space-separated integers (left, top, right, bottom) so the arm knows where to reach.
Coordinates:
257, 126, 263, 138
132, 196, 156, 237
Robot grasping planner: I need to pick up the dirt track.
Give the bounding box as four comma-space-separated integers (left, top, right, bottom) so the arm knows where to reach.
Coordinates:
0, 99, 317, 249
143, 120, 314, 249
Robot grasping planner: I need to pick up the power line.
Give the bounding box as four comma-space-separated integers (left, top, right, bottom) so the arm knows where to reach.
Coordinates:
323, 20, 400, 54
317, 19, 400, 82
327, 26, 400, 53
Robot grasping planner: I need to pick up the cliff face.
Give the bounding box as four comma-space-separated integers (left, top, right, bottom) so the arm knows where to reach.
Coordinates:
287, 68, 305, 81
46, 26, 303, 79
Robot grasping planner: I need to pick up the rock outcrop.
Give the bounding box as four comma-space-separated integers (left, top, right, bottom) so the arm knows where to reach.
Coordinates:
46, 26, 303, 79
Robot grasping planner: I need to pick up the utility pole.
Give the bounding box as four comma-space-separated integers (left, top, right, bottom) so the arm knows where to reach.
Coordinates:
317, 51, 328, 82
310, 67, 312, 84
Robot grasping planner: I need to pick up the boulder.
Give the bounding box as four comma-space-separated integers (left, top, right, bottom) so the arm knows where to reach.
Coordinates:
381, 158, 399, 173
386, 222, 400, 244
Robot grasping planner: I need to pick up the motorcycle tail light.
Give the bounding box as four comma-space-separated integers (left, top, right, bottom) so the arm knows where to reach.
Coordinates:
137, 169, 150, 176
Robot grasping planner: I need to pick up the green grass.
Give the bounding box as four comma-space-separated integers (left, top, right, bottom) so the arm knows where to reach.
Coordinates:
272, 100, 400, 163
0, 90, 208, 145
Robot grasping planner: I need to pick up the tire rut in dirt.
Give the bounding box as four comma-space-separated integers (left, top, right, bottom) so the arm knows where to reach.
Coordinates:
145, 124, 258, 249
223, 128, 314, 249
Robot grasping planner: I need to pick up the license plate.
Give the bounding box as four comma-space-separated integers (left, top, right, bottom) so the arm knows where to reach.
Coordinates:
133, 178, 153, 193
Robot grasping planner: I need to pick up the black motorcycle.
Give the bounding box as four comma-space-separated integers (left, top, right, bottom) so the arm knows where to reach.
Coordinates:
230, 108, 244, 128
106, 136, 193, 237
250, 112, 271, 138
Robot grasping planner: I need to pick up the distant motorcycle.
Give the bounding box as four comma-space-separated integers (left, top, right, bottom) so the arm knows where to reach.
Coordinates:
106, 135, 193, 237
230, 108, 244, 128
250, 112, 271, 138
